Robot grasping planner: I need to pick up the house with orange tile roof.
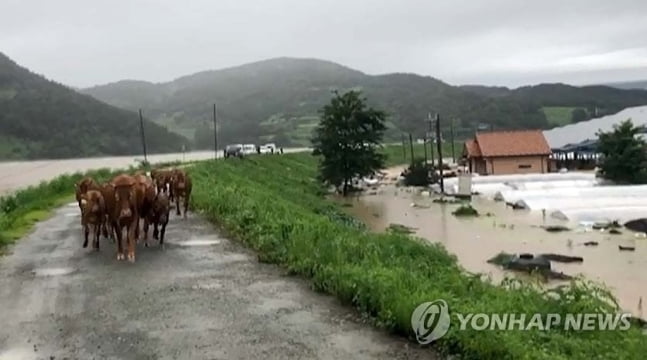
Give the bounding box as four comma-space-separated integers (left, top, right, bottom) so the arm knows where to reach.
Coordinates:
462, 130, 552, 175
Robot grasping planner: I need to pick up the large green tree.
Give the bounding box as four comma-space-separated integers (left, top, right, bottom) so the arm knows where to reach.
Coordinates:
597, 119, 647, 184
312, 90, 386, 195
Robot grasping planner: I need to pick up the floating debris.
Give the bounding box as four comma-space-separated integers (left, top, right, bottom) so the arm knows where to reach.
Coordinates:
582, 241, 599, 247
452, 204, 479, 217
410, 202, 431, 209
542, 225, 570, 233
487, 252, 574, 280
432, 197, 461, 204
619, 245, 636, 251
387, 223, 416, 235
540, 253, 583, 263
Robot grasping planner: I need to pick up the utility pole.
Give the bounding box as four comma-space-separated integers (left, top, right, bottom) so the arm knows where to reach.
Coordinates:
213, 103, 218, 159
450, 118, 456, 164
408, 133, 414, 165
138, 109, 148, 164
427, 113, 435, 165
435, 113, 444, 193
423, 136, 428, 166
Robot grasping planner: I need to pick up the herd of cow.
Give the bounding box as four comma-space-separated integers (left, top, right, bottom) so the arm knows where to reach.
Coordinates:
73, 167, 193, 263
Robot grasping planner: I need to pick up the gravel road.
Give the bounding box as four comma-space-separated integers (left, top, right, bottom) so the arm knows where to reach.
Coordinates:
0, 202, 434, 359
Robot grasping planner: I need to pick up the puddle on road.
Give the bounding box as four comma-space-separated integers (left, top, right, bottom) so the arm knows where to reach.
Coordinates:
32, 267, 76, 277
335, 181, 647, 316
0, 348, 36, 360
176, 239, 221, 247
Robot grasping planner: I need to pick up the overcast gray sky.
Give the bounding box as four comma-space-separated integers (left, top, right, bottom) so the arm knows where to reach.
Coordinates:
2, 0, 647, 88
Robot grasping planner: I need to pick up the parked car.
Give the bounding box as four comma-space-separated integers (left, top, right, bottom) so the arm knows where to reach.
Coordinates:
259, 143, 277, 154
242, 144, 257, 155
224, 144, 243, 158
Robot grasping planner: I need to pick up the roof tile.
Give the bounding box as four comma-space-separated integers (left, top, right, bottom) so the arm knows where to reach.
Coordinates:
471, 130, 552, 157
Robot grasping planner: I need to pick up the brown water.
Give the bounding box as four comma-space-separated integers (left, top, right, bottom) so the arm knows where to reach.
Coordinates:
337, 167, 647, 317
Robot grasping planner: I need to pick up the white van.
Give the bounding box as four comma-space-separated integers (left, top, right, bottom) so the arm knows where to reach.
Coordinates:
260, 143, 277, 154
242, 144, 257, 155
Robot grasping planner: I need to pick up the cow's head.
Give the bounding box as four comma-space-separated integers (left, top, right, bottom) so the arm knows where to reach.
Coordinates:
174, 172, 186, 190
153, 192, 170, 223
114, 186, 134, 220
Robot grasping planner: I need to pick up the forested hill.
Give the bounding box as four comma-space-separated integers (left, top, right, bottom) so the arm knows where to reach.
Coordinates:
0, 52, 188, 160
82, 57, 647, 147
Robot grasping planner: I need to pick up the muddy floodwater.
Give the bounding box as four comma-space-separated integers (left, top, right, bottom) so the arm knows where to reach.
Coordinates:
336, 167, 647, 318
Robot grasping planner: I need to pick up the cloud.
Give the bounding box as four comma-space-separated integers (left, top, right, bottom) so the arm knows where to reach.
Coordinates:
1, 0, 646, 87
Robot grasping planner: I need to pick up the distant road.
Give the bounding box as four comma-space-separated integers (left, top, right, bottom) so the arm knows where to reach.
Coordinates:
0, 148, 309, 196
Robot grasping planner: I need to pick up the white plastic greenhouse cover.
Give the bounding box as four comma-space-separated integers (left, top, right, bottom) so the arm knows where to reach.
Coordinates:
443, 182, 515, 196
494, 185, 647, 203
504, 179, 599, 191
551, 206, 647, 222
544, 105, 647, 148
442, 172, 595, 188
516, 196, 647, 211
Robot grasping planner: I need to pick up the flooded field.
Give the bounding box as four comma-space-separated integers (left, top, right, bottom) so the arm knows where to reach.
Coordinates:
336, 167, 647, 317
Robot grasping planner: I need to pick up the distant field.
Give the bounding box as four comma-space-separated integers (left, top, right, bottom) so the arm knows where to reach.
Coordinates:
542, 106, 576, 127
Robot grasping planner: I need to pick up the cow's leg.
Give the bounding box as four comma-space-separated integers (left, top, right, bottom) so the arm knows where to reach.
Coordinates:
143, 217, 150, 247
102, 215, 109, 239
183, 196, 189, 219
115, 226, 124, 260
83, 224, 89, 248
159, 222, 167, 248
127, 220, 137, 263
134, 216, 140, 241
93, 224, 101, 251
176, 195, 181, 216
111, 220, 118, 243
153, 222, 159, 240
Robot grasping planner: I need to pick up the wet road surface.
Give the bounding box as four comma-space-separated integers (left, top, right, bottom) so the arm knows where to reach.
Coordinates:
0, 203, 432, 359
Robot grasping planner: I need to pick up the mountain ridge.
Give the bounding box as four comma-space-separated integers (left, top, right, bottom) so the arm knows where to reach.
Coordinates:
79, 57, 647, 148
0, 52, 188, 160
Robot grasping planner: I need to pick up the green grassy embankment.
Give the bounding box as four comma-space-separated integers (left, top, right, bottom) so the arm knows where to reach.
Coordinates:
189, 153, 645, 360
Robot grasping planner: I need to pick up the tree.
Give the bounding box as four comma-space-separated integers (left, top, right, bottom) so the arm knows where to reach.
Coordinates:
312, 90, 386, 196
597, 119, 647, 184
571, 108, 588, 123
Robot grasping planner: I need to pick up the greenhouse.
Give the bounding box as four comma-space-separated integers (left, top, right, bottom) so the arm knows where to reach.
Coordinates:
551, 206, 647, 223
495, 184, 647, 203
515, 196, 647, 211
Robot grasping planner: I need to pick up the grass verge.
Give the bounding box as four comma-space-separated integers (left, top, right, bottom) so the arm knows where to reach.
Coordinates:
189, 153, 646, 360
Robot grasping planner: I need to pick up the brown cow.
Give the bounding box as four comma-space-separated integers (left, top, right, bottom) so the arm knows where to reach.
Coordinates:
75, 177, 99, 211
133, 173, 156, 241
99, 182, 117, 241
111, 174, 139, 262
80, 190, 106, 250
152, 169, 173, 198
170, 169, 192, 218
143, 192, 170, 248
